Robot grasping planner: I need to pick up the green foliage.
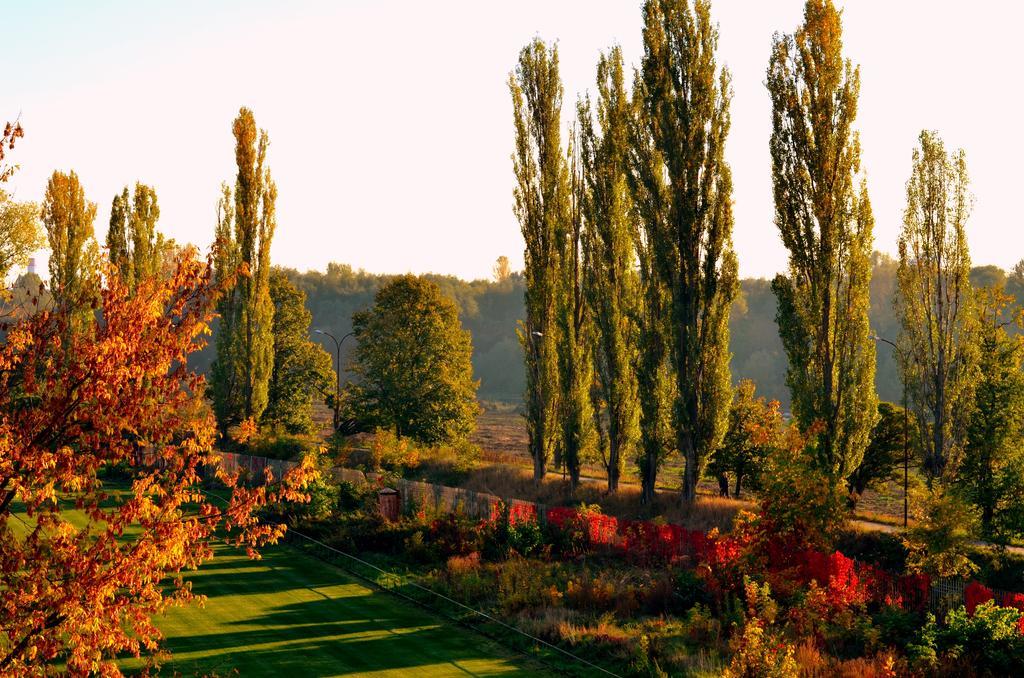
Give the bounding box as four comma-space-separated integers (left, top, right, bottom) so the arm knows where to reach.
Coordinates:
106, 182, 168, 291
848, 402, 911, 499
903, 488, 979, 578
957, 283, 1024, 542
925, 603, 1024, 675
709, 380, 780, 498
579, 46, 640, 493
510, 38, 566, 480
757, 425, 848, 550
629, 0, 738, 502
767, 0, 878, 482
0, 191, 44, 281
896, 130, 978, 483
262, 269, 333, 434
347, 275, 479, 445
211, 107, 277, 430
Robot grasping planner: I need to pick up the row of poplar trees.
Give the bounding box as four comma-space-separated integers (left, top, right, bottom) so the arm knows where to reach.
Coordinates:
512, 0, 881, 504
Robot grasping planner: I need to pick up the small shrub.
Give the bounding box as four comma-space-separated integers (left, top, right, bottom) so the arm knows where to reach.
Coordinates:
721, 618, 798, 678
673, 568, 710, 613
446, 551, 481, 577
482, 502, 543, 560
428, 512, 481, 558
902, 488, 980, 578
368, 428, 420, 472
496, 558, 561, 613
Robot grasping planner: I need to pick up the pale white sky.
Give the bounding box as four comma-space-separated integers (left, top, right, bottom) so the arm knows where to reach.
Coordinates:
6, 1, 1024, 281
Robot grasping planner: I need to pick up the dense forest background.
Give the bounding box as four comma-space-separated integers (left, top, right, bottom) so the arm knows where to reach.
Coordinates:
189, 255, 1024, 408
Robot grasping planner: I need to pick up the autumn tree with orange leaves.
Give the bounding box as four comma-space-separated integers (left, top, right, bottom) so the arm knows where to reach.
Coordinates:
0, 238, 315, 673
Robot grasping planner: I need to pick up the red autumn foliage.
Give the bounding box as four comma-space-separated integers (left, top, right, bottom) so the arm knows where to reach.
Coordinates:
965, 581, 995, 615
491, 500, 537, 527
0, 252, 316, 675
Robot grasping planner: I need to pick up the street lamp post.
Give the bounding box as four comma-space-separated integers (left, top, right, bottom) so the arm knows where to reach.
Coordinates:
871, 333, 910, 528
315, 329, 354, 432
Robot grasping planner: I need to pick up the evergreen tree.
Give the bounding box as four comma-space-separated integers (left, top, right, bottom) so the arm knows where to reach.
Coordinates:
896, 130, 977, 484
107, 182, 166, 290
555, 133, 596, 489
579, 46, 640, 493
957, 283, 1024, 541
629, 0, 738, 503
262, 270, 334, 434
767, 0, 877, 481
211, 108, 277, 431
347, 275, 479, 444
41, 170, 100, 317
510, 39, 567, 481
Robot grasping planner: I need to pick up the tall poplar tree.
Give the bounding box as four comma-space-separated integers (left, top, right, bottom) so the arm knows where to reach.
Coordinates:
211, 108, 277, 431
555, 134, 596, 489
767, 0, 877, 480
41, 170, 100, 316
510, 39, 567, 481
629, 0, 738, 503
896, 130, 977, 484
107, 182, 165, 290
958, 283, 1024, 540
580, 46, 640, 493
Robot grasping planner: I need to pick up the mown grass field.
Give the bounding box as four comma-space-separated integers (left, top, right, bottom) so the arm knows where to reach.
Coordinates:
123, 543, 541, 677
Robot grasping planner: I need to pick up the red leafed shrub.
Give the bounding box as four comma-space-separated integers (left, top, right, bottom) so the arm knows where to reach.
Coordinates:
999, 591, 1024, 612
493, 500, 537, 527
965, 581, 995, 615
508, 501, 537, 526
586, 513, 619, 546
545, 506, 578, 531
622, 521, 689, 563
793, 550, 868, 611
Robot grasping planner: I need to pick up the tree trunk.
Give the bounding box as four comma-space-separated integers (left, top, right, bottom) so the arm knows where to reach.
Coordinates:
680, 432, 698, 504
533, 452, 546, 482
734, 473, 743, 499
716, 473, 729, 497
640, 451, 657, 504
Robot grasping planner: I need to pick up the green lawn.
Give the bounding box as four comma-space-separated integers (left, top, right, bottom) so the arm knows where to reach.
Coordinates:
9, 486, 548, 677
120, 542, 544, 677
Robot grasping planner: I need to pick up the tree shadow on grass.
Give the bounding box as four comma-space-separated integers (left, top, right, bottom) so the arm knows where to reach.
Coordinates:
161, 588, 532, 677
156, 545, 539, 676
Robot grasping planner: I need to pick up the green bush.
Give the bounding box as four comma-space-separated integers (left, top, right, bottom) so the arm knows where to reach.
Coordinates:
937, 602, 1024, 674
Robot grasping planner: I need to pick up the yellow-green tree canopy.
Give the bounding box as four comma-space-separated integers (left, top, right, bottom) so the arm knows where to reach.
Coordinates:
896, 130, 977, 483
211, 107, 277, 431
510, 38, 567, 481
767, 0, 877, 480
41, 170, 100, 316
0, 191, 44, 281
